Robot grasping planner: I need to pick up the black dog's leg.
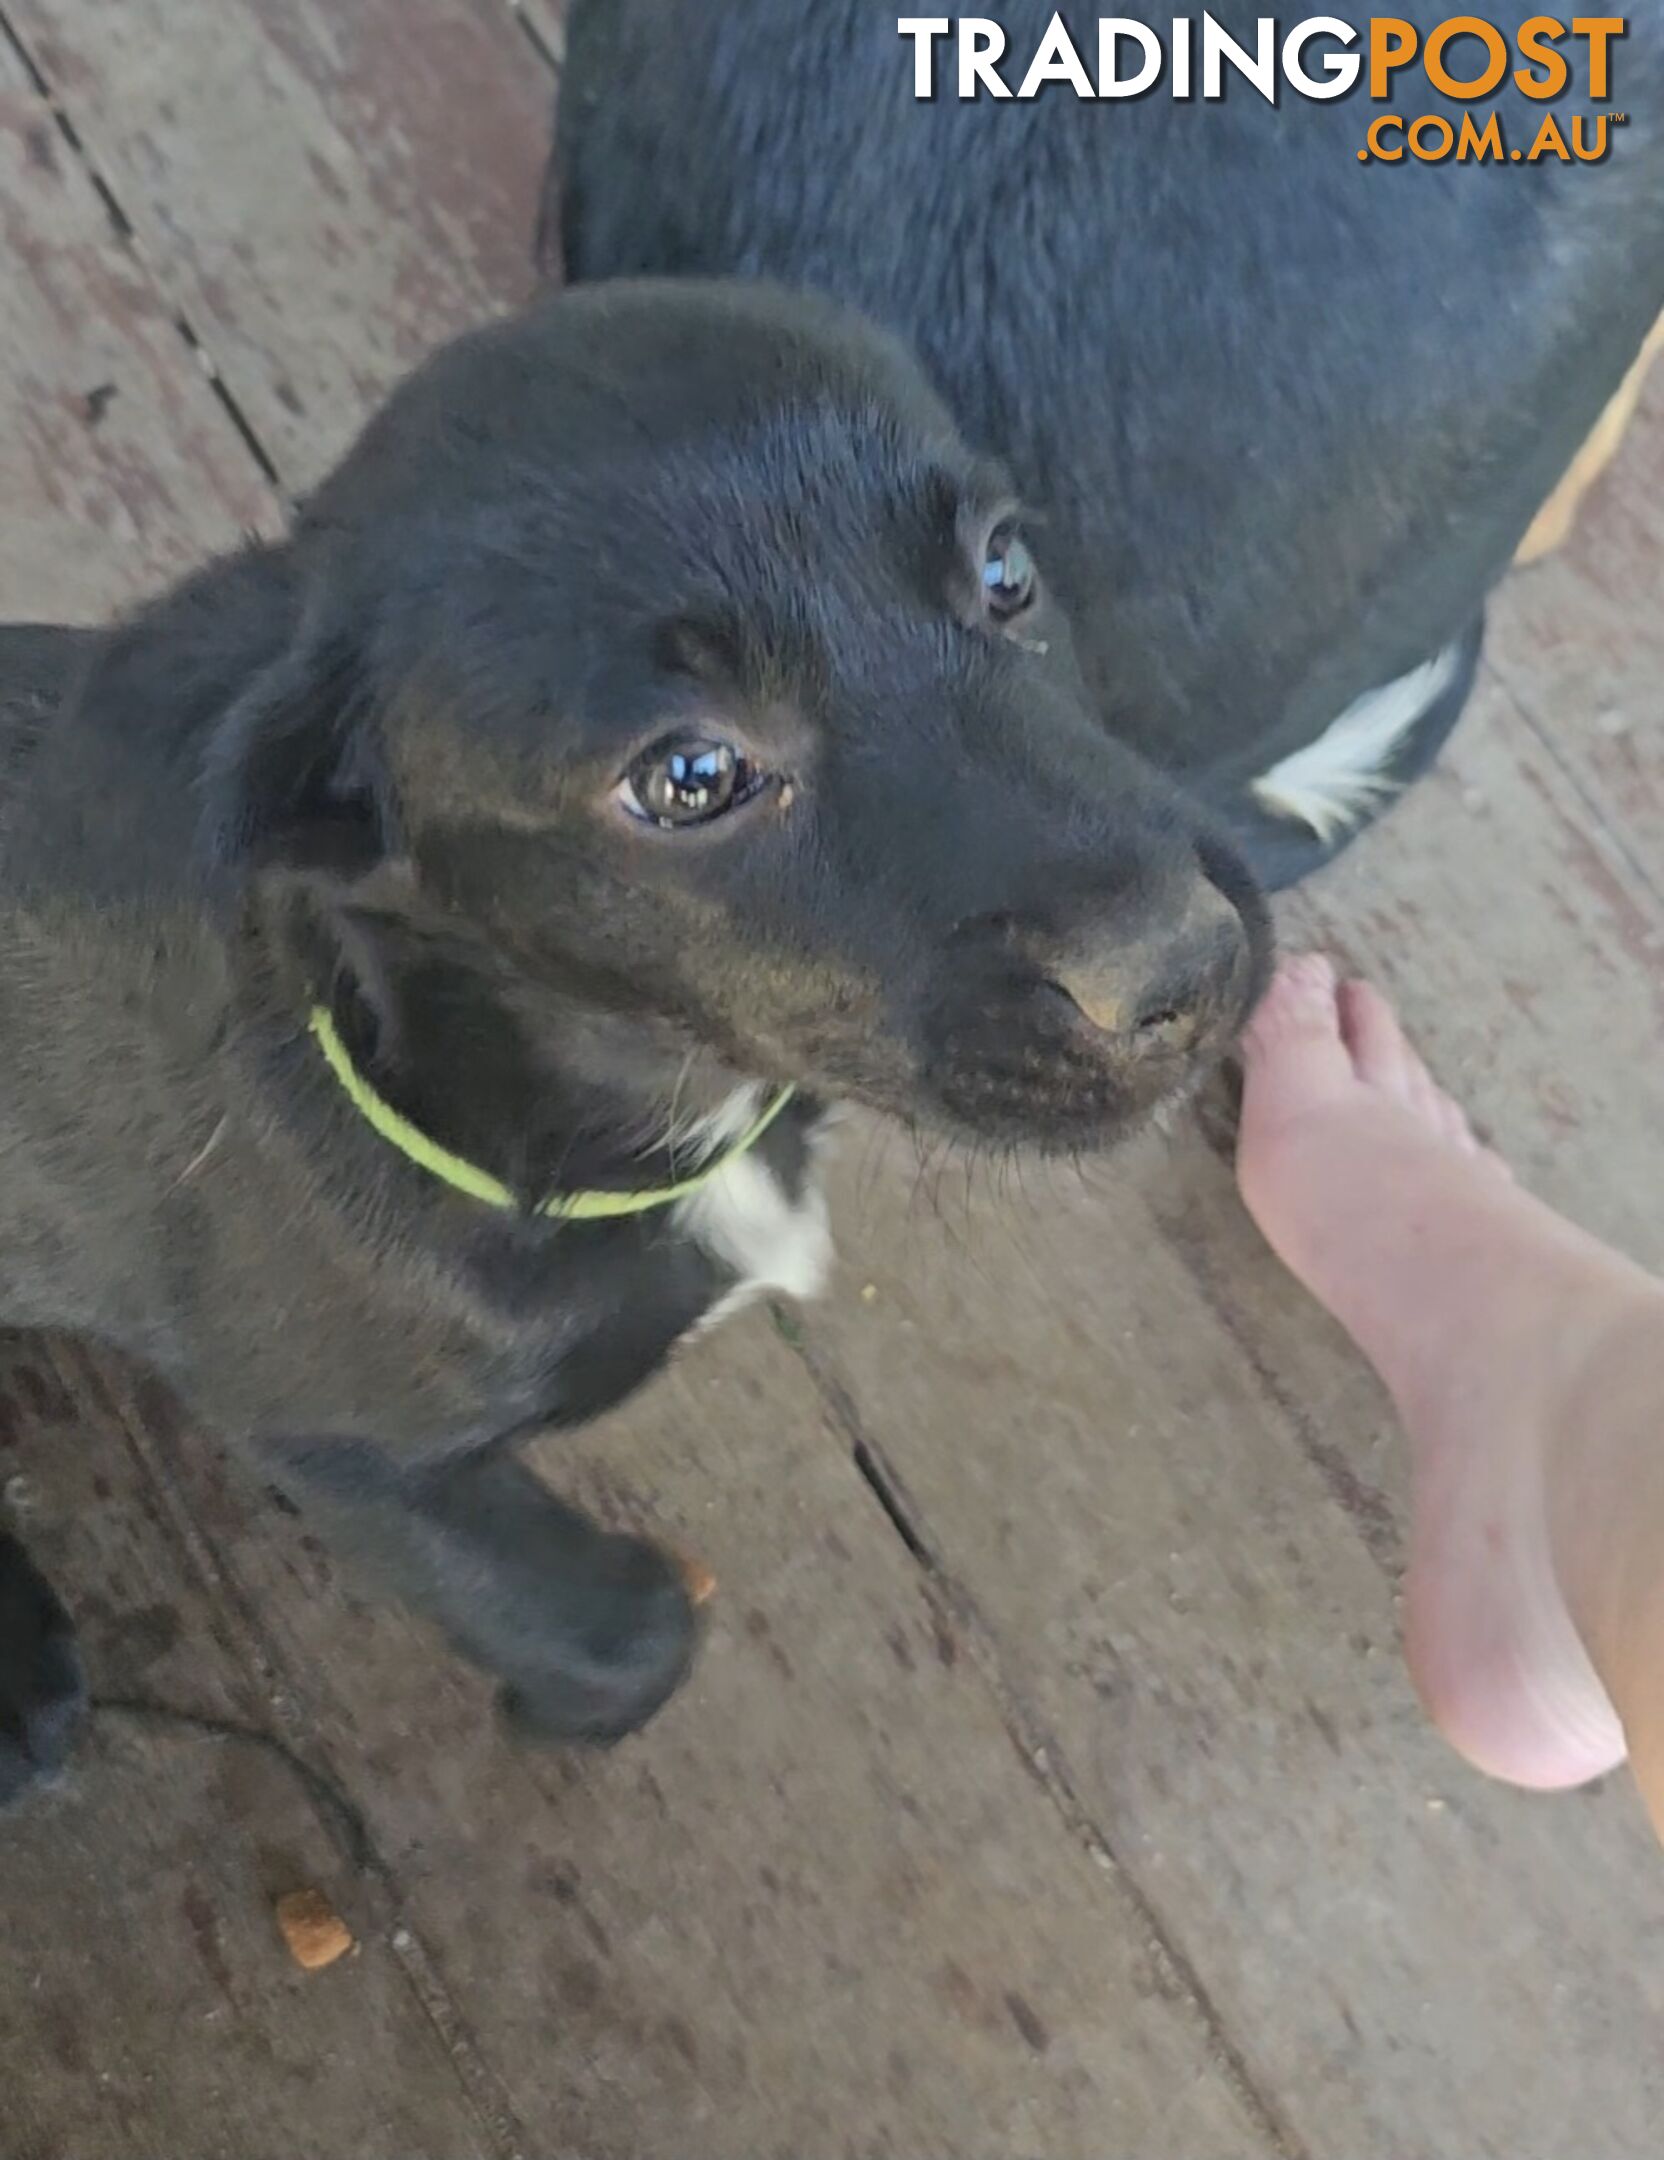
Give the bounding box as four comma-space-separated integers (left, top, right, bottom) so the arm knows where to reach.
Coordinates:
0, 1526, 88, 1807
258, 1439, 696, 1744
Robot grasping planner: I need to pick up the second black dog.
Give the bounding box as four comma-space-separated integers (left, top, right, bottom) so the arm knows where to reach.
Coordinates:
551, 0, 1664, 886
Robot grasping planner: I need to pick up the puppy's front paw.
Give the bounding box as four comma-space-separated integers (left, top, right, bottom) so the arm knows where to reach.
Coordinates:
500, 1540, 697, 1748
0, 1530, 87, 1808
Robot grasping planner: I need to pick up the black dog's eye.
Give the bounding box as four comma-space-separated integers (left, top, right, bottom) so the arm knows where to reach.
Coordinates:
619, 737, 766, 830
982, 526, 1038, 622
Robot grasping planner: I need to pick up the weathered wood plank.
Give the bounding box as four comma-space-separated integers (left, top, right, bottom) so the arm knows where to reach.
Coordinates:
797, 670, 1664, 2159
1487, 365, 1664, 889
0, 36, 280, 618
4, 0, 555, 492
120, 1320, 1277, 2160
0, 1334, 500, 2160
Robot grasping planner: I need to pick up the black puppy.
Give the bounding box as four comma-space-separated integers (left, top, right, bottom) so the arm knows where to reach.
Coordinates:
0, 280, 1269, 1801
550, 0, 1664, 887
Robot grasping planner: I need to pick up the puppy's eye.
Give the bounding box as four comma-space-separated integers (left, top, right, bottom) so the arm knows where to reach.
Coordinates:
982, 526, 1038, 622
619, 737, 766, 829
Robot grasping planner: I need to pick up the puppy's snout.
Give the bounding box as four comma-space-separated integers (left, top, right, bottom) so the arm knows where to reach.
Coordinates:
925, 831, 1269, 1147
1047, 877, 1251, 1059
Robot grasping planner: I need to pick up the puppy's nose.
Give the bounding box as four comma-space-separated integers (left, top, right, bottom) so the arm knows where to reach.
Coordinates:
1048, 878, 1250, 1056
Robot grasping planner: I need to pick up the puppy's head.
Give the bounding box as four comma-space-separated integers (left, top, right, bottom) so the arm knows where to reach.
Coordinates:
211, 281, 1270, 1154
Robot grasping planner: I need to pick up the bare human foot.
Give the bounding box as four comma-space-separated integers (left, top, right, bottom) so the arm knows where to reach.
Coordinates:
1236, 954, 1664, 1820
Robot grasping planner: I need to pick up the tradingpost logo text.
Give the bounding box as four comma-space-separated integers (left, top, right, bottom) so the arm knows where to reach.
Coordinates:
898, 16, 1631, 163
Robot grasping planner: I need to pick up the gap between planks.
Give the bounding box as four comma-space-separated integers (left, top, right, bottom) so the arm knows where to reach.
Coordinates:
775, 1310, 1310, 2160
0, 0, 291, 501
501, 0, 566, 74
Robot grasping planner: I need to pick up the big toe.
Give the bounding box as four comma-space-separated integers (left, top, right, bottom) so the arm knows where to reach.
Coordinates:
1239, 954, 1355, 1118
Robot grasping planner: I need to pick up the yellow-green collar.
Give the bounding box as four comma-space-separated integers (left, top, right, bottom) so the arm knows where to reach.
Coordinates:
308, 1005, 795, 1222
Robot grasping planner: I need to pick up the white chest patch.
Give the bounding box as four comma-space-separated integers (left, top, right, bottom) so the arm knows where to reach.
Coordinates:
1250, 642, 1463, 844
671, 1093, 837, 1334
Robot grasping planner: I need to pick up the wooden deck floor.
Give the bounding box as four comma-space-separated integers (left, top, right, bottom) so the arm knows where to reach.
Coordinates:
2, 6, 1662, 2155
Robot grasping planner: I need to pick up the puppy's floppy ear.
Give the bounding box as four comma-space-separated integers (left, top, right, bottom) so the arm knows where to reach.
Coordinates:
199, 598, 503, 1094
199, 605, 400, 882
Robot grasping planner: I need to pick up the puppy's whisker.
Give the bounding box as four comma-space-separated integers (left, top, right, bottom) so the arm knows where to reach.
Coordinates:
662, 1051, 700, 1177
